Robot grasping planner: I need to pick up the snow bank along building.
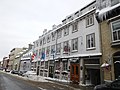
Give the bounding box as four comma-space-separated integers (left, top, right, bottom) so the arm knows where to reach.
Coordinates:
95, 0, 120, 83
32, 0, 102, 85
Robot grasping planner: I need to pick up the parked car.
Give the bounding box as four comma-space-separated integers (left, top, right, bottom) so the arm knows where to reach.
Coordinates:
18, 71, 27, 76
10, 70, 18, 74
94, 79, 120, 90
22, 71, 36, 77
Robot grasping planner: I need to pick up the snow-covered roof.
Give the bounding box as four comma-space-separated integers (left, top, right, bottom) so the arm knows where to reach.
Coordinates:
96, 3, 120, 22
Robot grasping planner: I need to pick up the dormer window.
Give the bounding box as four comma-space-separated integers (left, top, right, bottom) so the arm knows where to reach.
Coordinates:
62, 19, 67, 24
75, 11, 79, 17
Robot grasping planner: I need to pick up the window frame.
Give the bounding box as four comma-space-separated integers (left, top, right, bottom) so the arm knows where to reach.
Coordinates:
64, 26, 69, 36
46, 46, 50, 57
51, 45, 55, 55
86, 33, 96, 50
71, 38, 78, 52
40, 40, 42, 46
86, 15, 94, 27
43, 37, 46, 44
56, 43, 61, 55
72, 22, 78, 33
63, 41, 70, 53
111, 19, 120, 42
63, 61, 68, 71
51, 32, 55, 41
47, 34, 51, 43
57, 29, 62, 39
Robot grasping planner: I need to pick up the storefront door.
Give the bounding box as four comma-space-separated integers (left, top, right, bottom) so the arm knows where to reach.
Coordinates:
70, 64, 80, 83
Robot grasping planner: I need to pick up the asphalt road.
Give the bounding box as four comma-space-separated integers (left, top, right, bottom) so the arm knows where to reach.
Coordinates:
0, 71, 94, 90
0, 71, 77, 90
0, 72, 40, 90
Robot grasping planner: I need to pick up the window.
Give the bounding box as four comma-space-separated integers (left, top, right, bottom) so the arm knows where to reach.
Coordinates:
46, 46, 50, 57
51, 45, 55, 55
64, 26, 69, 36
42, 48, 45, 54
41, 48, 45, 60
86, 33, 95, 49
39, 49, 41, 58
63, 61, 68, 71
86, 15, 94, 27
56, 43, 61, 54
45, 61, 48, 69
111, 20, 120, 42
51, 32, 55, 41
36, 41, 39, 47
47, 35, 50, 43
63, 41, 70, 53
55, 62, 60, 70
43, 37, 46, 44
72, 22, 78, 32
57, 30, 62, 39
36, 50, 38, 57
40, 40, 42, 46
72, 38, 78, 51
75, 11, 79, 17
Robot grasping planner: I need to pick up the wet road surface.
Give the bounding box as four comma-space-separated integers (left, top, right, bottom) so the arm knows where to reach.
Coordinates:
0, 72, 40, 90
0, 71, 94, 90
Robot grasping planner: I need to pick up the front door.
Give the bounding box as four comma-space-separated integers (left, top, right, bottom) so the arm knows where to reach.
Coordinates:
70, 64, 80, 83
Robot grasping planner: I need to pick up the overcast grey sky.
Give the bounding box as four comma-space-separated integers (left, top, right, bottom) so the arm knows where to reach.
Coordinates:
0, 0, 94, 61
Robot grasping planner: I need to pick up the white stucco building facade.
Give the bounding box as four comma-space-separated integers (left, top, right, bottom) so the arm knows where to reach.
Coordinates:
33, 0, 102, 85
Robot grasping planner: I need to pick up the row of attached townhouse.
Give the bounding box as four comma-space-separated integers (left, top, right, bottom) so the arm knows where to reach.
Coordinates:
7, 44, 33, 71
95, 0, 120, 83
32, 0, 120, 86
32, 0, 102, 85
2, 0, 120, 87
